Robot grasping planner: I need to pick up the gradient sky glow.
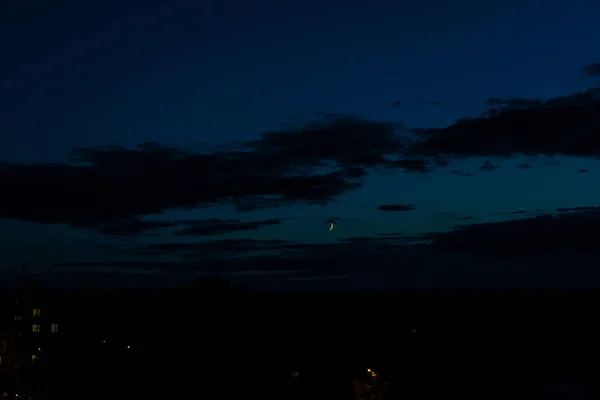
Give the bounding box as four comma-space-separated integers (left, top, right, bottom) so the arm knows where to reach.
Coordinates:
1, 0, 600, 289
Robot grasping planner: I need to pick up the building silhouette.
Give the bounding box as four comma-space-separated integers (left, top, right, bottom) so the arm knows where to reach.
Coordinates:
0, 262, 63, 394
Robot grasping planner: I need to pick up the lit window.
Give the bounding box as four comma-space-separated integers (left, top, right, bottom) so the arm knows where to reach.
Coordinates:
50, 324, 58, 333
0, 356, 2, 365
32, 324, 40, 333
14, 316, 22, 321
32, 309, 40, 317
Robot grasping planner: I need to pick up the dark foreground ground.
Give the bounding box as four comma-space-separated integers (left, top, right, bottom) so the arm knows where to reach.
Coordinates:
2, 289, 600, 399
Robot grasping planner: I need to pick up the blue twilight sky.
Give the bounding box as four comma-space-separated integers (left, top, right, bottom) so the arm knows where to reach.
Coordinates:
1, 0, 600, 288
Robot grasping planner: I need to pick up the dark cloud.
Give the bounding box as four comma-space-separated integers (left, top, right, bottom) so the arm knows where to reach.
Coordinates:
386, 158, 434, 173
50, 206, 600, 287
392, 100, 403, 106
142, 238, 309, 254
433, 157, 450, 167
479, 160, 500, 171
52, 232, 436, 276
0, 116, 418, 234
288, 275, 348, 281
430, 207, 600, 255
314, 111, 346, 119
377, 204, 416, 211
424, 100, 446, 106
518, 163, 532, 169
451, 170, 473, 177
483, 97, 543, 116
582, 62, 600, 78
440, 212, 474, 221
87, 219, 181, 236
577, 168, 589, 173
244, 115, 407, 170
174, 218, 289, 237
5, 86, 600, 239
340, 236, 378, 244
0, 148, 316, 236
408, 88, 600, 158
555, 206, 600, 213
505, 209, 551, 218
509, 210, 527, 215
142, 233, 432, 260
339, 234, 430, 247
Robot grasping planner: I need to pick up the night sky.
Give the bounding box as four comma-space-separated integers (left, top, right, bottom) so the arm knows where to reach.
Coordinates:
1, 0, 600, 290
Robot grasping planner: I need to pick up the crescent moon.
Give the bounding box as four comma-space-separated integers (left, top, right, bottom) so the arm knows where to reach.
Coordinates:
328, 221, 335, 231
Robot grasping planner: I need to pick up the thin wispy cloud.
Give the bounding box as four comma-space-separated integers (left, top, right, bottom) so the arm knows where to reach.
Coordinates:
377, 204, 416, 211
